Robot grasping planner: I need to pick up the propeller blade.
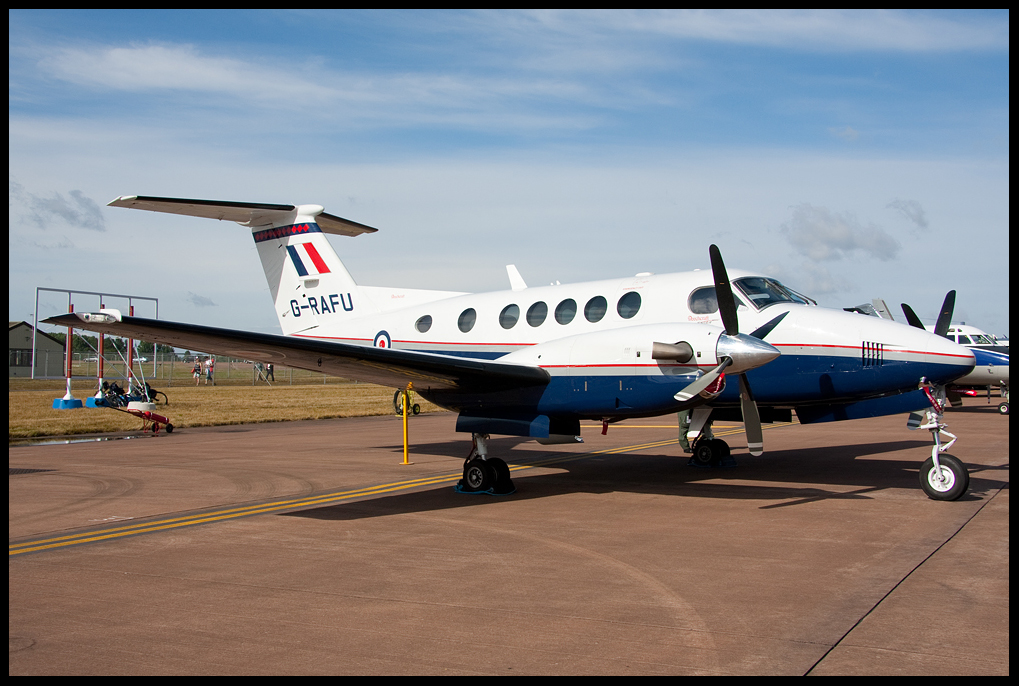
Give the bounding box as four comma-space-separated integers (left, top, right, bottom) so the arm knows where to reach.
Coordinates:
748, 312, 788, 341
674, 357, 731, 403
900, 303, 925, 330
709, 244, 740, 336
738, 375, 764, 456
934, 290, 956, 338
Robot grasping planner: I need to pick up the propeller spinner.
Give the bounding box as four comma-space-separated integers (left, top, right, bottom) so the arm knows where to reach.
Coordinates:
673, 245, 780, 456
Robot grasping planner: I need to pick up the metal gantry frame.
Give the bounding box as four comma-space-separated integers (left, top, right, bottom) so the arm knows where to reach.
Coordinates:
32, 287, 159, 381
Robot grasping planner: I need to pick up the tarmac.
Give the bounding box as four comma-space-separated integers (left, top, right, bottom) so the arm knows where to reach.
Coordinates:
9, 399, 1009, 675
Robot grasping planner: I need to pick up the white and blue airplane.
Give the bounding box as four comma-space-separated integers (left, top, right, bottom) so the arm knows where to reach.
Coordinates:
900, 293, 1009, 416
46, 196, 976, 500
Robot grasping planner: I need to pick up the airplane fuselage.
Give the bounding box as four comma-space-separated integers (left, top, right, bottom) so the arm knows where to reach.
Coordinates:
288, 268, 975, 421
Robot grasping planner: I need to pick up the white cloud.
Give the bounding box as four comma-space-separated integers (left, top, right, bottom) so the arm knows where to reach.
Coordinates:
520, 9, 1009, 52
780, 204, 900, 262
829, 126, 859, 141
9, 178, 106, 232
186, 292, 218, 308
886, 198, 929, 232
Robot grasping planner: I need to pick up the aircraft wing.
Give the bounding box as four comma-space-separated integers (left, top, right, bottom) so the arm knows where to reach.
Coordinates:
43, 314, 549, 392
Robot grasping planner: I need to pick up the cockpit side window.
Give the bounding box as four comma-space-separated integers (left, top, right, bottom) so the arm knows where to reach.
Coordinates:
733, 277, 812, 310
689, 287, 718, 314
688, 286, 748, 314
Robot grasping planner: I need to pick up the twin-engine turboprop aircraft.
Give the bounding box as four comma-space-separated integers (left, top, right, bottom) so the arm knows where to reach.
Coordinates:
46, 196, 976, 500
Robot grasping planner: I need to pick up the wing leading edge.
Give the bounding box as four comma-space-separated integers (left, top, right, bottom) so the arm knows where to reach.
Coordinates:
43, 314, 549, 392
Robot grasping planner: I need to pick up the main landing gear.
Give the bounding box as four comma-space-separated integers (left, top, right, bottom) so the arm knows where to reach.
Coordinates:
456, 433, 516, 495
680, 407, 737, 467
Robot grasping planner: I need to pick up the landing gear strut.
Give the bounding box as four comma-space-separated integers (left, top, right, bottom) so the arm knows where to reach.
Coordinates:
456, 433, 515, 495
681, 407, 735, 467
914, 382, 969, 501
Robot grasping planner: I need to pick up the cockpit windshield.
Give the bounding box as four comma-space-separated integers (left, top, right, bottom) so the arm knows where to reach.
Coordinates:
733, 277, 815, 310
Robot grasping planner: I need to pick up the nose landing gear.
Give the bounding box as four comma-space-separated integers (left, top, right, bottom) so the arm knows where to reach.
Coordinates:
913, 382, 969, 501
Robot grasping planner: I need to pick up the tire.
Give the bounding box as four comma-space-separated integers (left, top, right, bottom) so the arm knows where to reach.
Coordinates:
486, 457, 514, 494
412, 404, 421, 415
998, 402, 1009, 415
919, 454, 969, 501
166, 424, 174, 433
463, 459, 494, 492
393, 390, 403, 415
691, 440, 715, 466
710, 439, 730, 461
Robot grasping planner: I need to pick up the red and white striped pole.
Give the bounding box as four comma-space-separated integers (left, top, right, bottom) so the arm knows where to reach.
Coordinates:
53, 303, 83, 409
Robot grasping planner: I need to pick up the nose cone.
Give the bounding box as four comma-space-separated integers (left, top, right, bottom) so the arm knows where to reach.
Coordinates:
716, 332, 781, 374
923, 333, 975, 385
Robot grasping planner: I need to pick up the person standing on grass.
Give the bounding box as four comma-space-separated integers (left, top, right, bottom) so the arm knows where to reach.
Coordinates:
193, 357, 202, 386
205, 356, 215, 386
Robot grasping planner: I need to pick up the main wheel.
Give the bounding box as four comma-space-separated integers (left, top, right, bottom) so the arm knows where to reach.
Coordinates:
919, 454, 969, 501
486, 457, 514, 494
710, 439, 730, 461
691, 440, 715, 466
463, 459, 494, 492
998, 402, 1009, 415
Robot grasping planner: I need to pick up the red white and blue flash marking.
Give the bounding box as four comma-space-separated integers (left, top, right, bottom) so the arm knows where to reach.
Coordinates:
286, 243, 331, 277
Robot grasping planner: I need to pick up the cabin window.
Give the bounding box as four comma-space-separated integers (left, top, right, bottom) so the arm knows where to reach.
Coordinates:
617, 291, 641, 319
415, 315, 432, 333
499, 304, 520, 329
527, 301, 548, 327
458, 308, 477, 333
555, 298, 577, 325
688, 287, 718, 314
584, 296, 607, 323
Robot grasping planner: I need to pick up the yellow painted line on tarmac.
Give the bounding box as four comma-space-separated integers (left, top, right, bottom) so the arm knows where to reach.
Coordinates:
10, 421, 795, 556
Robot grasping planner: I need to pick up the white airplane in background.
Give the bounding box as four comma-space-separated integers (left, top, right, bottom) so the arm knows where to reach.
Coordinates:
898, 293, 1009, 416
47, 196, 976, 501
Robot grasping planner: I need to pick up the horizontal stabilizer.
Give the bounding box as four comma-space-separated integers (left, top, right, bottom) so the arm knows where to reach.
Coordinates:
44, 313, 549, 393
108, 196, 378, 236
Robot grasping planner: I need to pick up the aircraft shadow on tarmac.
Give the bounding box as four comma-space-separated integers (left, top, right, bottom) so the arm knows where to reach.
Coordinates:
282, 437, 1005, 522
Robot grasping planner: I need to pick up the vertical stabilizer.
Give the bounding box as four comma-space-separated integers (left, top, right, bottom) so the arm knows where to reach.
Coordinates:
252, 205, 379, 335
106, 196, 381, 336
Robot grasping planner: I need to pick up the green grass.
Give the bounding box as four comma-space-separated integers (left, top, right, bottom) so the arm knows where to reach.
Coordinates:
9, 378, 444, 440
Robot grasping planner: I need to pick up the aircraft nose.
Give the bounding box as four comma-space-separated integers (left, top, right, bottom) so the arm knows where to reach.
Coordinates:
923, 333, 975, 385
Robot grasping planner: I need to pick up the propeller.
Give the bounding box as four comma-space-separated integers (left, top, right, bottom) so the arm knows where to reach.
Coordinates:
673, 245, 780, 456
901, 291, 959, 425
901, 291, 955, 337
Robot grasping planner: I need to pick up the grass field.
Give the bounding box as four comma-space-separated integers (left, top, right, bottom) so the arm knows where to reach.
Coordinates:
9, 379, 445, 440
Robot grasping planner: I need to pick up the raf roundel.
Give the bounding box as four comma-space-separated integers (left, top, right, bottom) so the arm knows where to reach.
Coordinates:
373, 331, 392, 349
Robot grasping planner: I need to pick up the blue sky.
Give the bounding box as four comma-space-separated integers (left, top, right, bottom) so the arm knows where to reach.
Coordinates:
9, 10, 1010, 336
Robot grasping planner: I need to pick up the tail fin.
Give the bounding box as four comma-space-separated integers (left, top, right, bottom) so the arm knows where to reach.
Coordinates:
108, 196, 379, 334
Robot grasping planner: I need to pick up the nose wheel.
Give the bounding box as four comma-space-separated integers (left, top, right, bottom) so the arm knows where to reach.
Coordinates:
919, 454, 969, 501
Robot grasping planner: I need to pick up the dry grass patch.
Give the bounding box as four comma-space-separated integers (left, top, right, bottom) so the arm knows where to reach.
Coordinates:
9, 382, 445, 439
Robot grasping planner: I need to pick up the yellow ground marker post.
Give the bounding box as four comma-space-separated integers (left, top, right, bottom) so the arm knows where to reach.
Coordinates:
401, 383, 414, 465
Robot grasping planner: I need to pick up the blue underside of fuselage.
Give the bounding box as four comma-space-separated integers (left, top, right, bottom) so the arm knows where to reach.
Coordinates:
421, 353, 972, 422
